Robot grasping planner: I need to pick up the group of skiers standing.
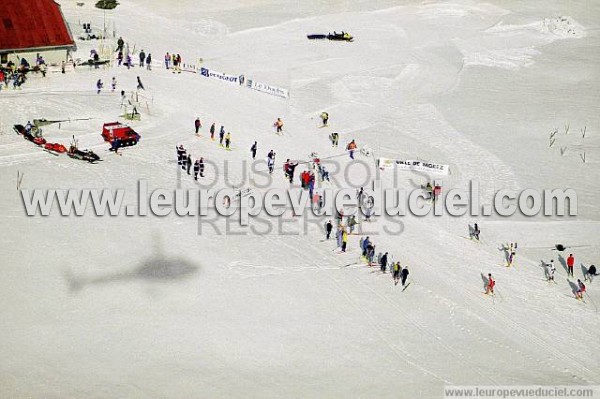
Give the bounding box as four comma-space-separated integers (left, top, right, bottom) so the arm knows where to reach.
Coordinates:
176, 144, 205, 180
165, 52, 183, 73
543, 254, 596, 300
194, 120, 232, 149
360, 236, 409, 286
96, 76, 142, 94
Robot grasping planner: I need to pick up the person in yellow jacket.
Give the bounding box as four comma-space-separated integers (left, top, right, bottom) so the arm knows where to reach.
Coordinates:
341, 230, 348, 252
225, 132, 231, 150
320, 112, 329, 127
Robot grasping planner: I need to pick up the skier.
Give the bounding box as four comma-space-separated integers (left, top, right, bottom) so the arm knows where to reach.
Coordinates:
341, 230, 348, 252
117, 51, 123, 66
393, 262, 401, 285
146, 54, 152, 70
366, 242, 375, 266
92, 51, 100, 69
357, 187, 364, 205
176, 145, 185, 166
507, 242, 517, 266
361, 236, 370, 257
546, 260, 556, 282
325, 220, 333, 240
180, 147, 187, 170
346, 140, 357, 159
308, 173, 315, 199
401, 266, 409, 286
267, 157, 275, 174
425, 182, 433, 199
348, 215, 357, 234
193, 159, 200, 181
198, 157, 205, 177
110, 137, 122, 154
164, 52, 171, 69
116, 36, 124, 53
250, 141, 257, 159
433, 184, 442, 202
195, 117, 202, 135
471, 223, 481, 241
576, 279, 586, 300
330, 132, 339, 147
485, 273, 495, 295
225, 132, 231, 150
219, 126, 225, 145
139, 50, 145, 68
111, 76, 117, 92
287, 161, 298, 183
176, 54, 182, 73
96, 79, 103, 94
300, 170, 309, 189
380, 252, 388, 273
336, 227, 343, 248
585, 264, 597, 282
186, 154, 192, 175
320, 111, 329, 127
137, 76, 145, 90
567, 254, 575, 277
274, 118, 284, 134
210, 123, 216, 140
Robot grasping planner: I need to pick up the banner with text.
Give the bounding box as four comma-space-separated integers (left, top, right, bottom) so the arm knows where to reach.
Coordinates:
246, 79, 289, 99
378, 158, 449, 175
199, 67, 242, 85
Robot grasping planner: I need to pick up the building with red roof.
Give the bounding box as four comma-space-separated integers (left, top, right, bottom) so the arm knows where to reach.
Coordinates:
0, 0, 76, 66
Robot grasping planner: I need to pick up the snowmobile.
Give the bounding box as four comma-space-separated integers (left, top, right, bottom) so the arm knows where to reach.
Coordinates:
307, 31, 354, 42
67, 145, 101, 163
13, 124, 46, 146
328, 31, 353, 41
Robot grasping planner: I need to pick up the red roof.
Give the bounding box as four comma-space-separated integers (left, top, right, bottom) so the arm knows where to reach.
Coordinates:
0, 0, 75, 51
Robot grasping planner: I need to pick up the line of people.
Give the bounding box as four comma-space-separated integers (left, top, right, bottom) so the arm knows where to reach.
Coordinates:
195, 120, 233, 149
176, 144, 205, 181
361, 236, 409, 286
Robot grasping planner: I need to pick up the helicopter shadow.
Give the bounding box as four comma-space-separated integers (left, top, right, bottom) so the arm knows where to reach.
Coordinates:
65, 233, 200, 293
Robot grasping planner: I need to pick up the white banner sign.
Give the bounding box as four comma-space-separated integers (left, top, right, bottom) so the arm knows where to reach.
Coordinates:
246, 79, 289, 99
378, 158, 449, 175
199, 67, 242, 85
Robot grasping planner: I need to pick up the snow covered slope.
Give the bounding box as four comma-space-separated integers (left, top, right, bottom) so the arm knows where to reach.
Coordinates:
1, 1, 599, 398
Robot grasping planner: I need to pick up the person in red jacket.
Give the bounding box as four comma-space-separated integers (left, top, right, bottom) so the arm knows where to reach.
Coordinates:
567, 254, 575, 277
485, 273, 495, 295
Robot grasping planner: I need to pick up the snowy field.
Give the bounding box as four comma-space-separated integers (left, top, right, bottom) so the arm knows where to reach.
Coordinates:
1, 0, 600, 398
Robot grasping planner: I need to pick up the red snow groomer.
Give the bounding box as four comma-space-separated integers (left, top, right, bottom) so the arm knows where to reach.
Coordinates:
101, 122, 140, 148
